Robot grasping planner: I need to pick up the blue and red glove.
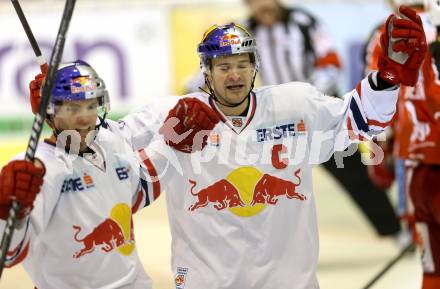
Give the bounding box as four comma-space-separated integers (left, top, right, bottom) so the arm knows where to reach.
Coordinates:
0, 160, 45, 220
159, 97, 220, 153
378, 5, 427, 86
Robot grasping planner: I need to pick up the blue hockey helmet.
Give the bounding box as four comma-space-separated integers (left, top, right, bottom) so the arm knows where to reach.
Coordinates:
198, 23, 260, 72
47, 60, 110, 115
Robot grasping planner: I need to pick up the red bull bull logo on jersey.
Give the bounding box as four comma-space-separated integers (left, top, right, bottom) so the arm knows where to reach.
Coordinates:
250, 169, 305, 206
188, 179, 245, 211
187, 167, 306, 217
72, 203, 135, 259
220, 33, 241, 47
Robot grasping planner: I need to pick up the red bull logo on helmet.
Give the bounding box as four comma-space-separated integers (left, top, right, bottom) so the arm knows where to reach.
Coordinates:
70, 76, 97, 94
187, 167, 306, 217
220, 33, 241, 47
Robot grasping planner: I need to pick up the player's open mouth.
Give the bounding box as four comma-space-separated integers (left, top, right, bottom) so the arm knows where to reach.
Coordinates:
226, 84, 244, 91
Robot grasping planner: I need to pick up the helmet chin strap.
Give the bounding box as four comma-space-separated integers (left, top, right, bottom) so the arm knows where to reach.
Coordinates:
201, 71, 257, 109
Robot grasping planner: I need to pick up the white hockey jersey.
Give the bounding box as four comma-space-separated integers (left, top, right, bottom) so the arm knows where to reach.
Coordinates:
1, 128, 159, 289
116, 72, 399, 289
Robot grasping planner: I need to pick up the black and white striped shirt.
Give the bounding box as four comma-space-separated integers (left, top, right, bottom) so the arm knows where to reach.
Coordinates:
184, 6, 342, 96
245, 7, 342, 94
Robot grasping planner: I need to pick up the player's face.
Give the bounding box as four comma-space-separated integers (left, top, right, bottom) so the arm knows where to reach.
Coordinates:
245, 0, 281, 26
208, 54, 255, 106
53, 98, 99, 152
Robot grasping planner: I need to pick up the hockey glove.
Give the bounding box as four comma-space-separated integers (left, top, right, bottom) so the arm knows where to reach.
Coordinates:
29, 64, 48, 114
367, 161, 395, 190
0, 160, 45, 220
159, 97, 220, 153
378, 5, 427, 86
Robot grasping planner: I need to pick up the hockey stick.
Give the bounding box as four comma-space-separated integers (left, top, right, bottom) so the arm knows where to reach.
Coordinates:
0, 0, 76, 277
10, 0, 48, 73
360, 242, 416, 289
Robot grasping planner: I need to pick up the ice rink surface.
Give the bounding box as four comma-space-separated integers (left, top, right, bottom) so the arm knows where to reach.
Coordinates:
0, 136, 422, 289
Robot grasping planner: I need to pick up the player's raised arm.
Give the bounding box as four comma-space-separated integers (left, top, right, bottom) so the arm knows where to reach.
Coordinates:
360, 5, 426, 128
308, 6, 427, 161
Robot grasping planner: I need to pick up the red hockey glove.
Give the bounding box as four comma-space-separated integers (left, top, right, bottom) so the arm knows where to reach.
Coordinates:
378, 6, 427, 86
368, 132, 395, 190
30, 63, 48, 114
0, 160, 45, 220
367, 162, 395, 190
159, 97, 220, 153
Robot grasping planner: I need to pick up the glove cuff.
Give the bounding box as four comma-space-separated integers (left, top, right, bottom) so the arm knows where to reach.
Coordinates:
375, 71, 400, 90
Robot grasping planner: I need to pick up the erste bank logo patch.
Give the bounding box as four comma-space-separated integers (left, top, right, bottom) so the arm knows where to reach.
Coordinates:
256, 120, 307, 142
296, 119, 306, 134
175, 267, 188, 289
83, 173, 95, 188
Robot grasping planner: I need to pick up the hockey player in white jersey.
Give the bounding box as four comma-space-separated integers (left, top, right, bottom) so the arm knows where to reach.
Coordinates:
23, 6, 427, 288
0, 61, 160, 289
142, 6, 426, 289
